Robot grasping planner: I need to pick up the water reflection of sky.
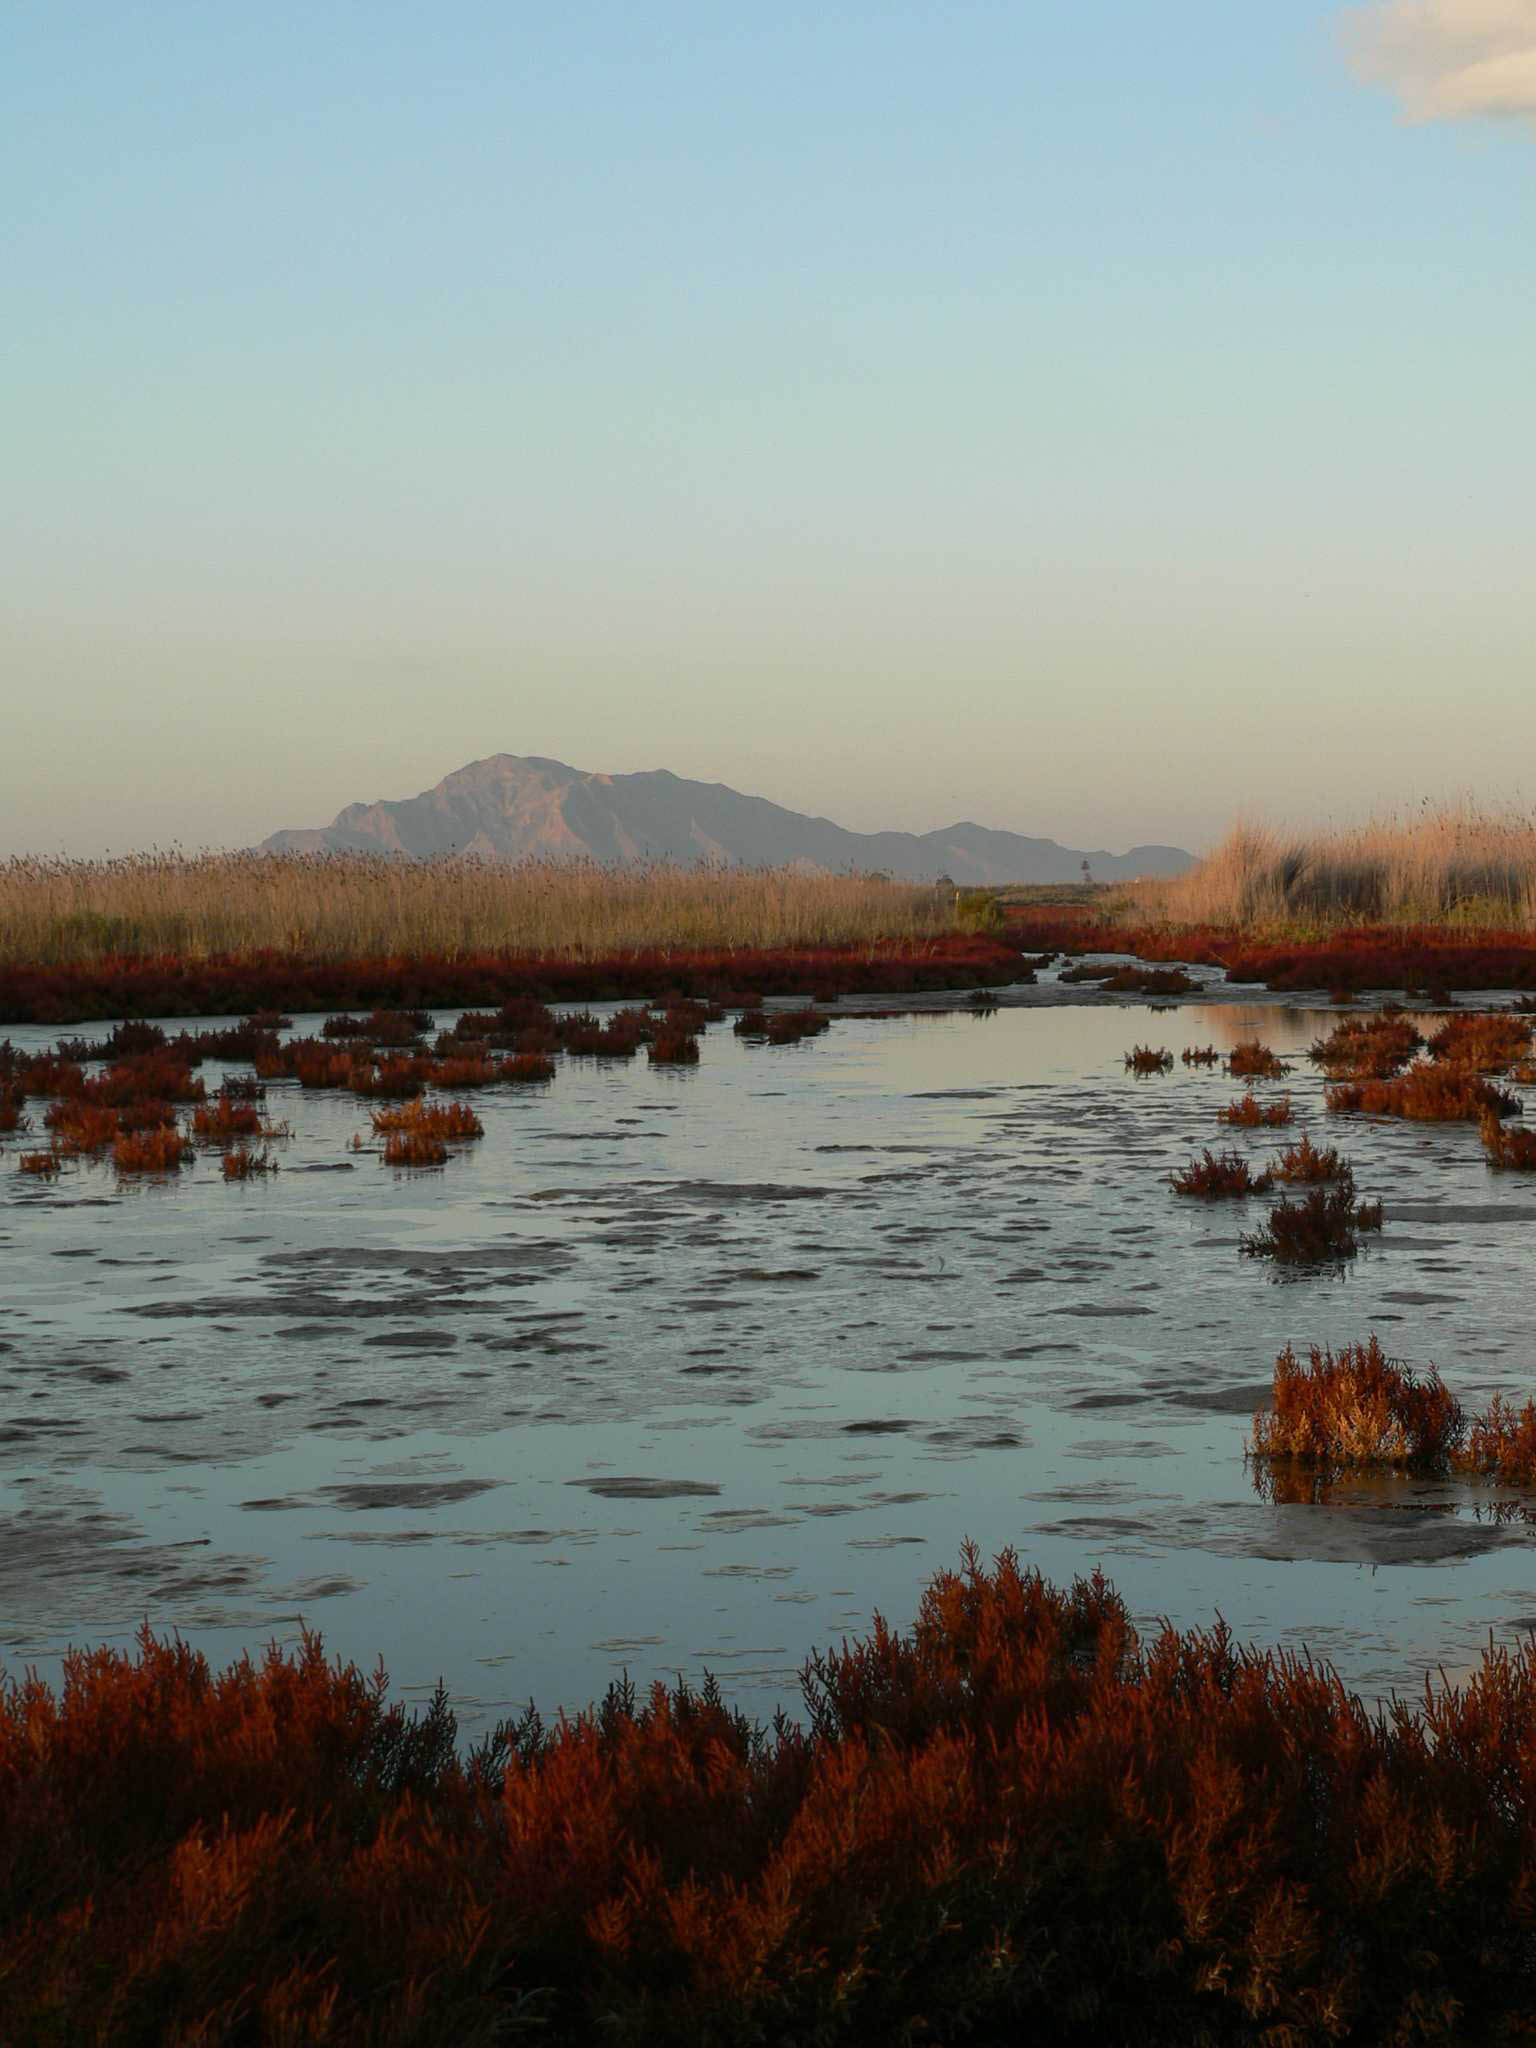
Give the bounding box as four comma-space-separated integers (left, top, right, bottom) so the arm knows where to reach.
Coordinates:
4, 997, 1536, 1726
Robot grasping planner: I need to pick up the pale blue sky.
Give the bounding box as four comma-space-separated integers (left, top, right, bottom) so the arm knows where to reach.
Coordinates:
4, 2, 1533, 856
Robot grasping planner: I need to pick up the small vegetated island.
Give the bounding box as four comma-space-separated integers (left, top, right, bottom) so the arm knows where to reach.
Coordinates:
16, 810, 1536, 2039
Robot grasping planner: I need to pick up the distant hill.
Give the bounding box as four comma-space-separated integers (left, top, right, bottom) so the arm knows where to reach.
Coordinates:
260, 754, 1193, 886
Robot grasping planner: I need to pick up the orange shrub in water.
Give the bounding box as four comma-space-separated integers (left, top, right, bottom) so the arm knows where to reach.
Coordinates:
1227, 1039, 1288, 1078
1180, 1044, 1220, 1066
1426, 1011, 1532, 1072
0, 1086, 26, 1133
1456, 1395, 1536, 1486
648, 1028, 700, 1065
17, 1149, 60, 1176
1168, 1149, 1273, 1197
112, 1127, 193, 1174
1122, 1044, 1172, 1074
1480, 1113, 1536, 1170
348, 1056, 429, 1100
1218, 1093, 1293, 1128
369, 1098, 483, 1140
190, 1097, 265, 1140
1272, 1135, 1354, 1185
429, 1055, 501, 1087
221, 1147, 279, 1179
1308, 1013, 1423, 1079
1326, 1064, 1520, 1122
43, 1101, 120, 1154
1250, 1337, 1463, 1469
504, 1052, 556, 1082
1240, 1185, 1382, 1264
381, 1128, 449, 1167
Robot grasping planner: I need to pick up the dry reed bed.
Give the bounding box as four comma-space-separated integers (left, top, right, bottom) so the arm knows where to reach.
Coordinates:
1131, 807, 1536, 931
12, 1545, 1536, 2043
0, 854, 957, 966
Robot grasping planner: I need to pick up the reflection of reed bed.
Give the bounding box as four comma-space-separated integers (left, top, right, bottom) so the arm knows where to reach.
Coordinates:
12, 1545, 1536, 2044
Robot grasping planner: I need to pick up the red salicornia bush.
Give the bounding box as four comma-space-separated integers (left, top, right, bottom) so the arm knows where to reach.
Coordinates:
1250, 1337, 1463, 1468
1480, 1112, 1536, 1170
1168, 1149, 1273, 1197
1457, 1395, 1536, 1485
1426, 1011, 1532, 1072
369, 1098, 484, 1140
17, 1551, 1536, 2041
1240, 1185, 1383, 1264
1308, 1013, 1423, 1079
1218, 1093, 1293, 1128
1123, 1045, 1173, 1074
1226, 1039, 1288, 1078
1326, 1064, 1520, 1123
1271, 1135, 1354, 1185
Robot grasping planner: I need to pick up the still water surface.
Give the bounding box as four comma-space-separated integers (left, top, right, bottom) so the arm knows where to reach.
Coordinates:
4, 996, 1536, 1725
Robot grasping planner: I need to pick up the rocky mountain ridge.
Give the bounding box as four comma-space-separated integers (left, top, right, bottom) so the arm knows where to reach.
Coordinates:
261, 754, 1192, 886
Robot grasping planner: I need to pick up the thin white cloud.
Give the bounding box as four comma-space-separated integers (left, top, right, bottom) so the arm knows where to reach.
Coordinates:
1342, 0, 1536, 121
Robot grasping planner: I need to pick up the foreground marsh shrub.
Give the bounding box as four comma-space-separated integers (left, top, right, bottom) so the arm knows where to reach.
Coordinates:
17, 1552, 1536, 2041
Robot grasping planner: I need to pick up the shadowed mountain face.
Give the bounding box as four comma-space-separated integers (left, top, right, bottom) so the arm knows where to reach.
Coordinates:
260, 754, 1192, 884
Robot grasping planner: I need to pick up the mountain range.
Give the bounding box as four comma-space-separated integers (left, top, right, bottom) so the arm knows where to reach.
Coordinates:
260, 754, 1192, 886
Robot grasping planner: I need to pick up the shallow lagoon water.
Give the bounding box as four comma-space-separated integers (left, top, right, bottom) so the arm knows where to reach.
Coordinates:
5, 991, 1536, 1726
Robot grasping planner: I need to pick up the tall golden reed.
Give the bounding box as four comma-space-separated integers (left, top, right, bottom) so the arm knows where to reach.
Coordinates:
0, 852, 953, 966
1126, 803, 1536, 931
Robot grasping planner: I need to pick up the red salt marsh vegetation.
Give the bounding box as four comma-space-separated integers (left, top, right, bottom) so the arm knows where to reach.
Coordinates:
1168, 1149, 1273, 1197
1122, 1045, 1173, 1074
1218, 1093, 1294, 1128
1481, 1113, 1536, 1170
15, 1546, 1536, 2044
1226, 1038, 1288, 1079
1239, 1184, 1383, 1265
1271, 1134, 1354, 1185
1250, 1338, 1536, 1490
1250, 1338, 1462, 1470
369, 1099, 484, 1141
1180, 1043, 1220, 1065
1307, 1012, 1423, 1079
221, 1146, 279, 1179
1425, 1011, 1533, 1072
1325, 1064, 1521, 1123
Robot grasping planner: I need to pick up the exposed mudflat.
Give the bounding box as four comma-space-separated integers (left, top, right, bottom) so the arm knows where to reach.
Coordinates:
5, 981, 1536, 1723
